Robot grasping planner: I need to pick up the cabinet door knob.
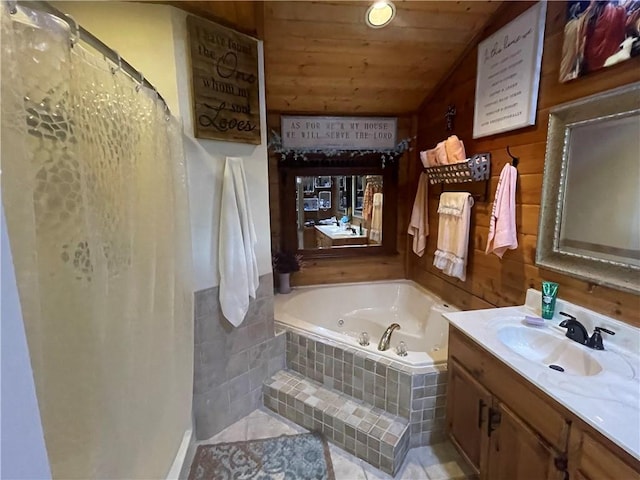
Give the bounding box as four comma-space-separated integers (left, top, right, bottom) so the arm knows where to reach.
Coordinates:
477, 399, 486, 428
487, 406, 501, 437
554, 455, 568, 474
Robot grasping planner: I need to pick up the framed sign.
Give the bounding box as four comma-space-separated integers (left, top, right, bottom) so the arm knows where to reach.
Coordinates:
187, 16, 261, 144
281, 116, 397, 150
473, 2, 547, 138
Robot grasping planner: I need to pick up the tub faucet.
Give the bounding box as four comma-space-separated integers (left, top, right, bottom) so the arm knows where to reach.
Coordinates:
378, 323, 400, 351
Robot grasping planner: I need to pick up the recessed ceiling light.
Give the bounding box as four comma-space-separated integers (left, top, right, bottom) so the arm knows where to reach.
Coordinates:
365, 1, 396, 29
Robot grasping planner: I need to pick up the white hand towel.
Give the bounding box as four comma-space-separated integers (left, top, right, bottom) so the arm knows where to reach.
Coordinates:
433, 192, 474, 281
219, 157, 259, 327
486, 164, 518, 258
408, 172, 429, 256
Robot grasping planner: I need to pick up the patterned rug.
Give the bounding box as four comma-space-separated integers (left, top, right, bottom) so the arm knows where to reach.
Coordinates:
188, 432, 335, 480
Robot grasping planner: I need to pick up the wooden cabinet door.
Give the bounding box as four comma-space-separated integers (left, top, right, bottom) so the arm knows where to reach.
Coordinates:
446, 359, 492, 475
568, 427, 640, 480
486, 402, 566, 480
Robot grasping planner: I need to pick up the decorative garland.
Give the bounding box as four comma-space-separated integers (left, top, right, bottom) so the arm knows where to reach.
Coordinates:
269, 130, 414, 168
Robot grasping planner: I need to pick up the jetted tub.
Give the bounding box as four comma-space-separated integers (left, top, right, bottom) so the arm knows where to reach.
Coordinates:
274, 280, 458, 367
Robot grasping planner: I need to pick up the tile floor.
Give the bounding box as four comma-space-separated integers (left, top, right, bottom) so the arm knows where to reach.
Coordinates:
181, 407, 475, 480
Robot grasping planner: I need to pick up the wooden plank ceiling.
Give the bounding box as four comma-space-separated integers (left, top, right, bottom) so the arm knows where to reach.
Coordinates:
171, 1, 503, 115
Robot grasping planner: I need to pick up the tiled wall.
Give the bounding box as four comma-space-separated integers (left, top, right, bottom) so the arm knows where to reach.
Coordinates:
286, 331, 447, 447
193, 274, 285, 440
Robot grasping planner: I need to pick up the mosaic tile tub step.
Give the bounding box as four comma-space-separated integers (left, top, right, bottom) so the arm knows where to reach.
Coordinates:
284, 330, 448, 448
263, 370, 410, 476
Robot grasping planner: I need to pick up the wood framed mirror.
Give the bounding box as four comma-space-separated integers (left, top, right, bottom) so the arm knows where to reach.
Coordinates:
278, 153, 399, 259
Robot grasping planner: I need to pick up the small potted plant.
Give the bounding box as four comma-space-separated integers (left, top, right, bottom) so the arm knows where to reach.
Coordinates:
272, 251, 303, 294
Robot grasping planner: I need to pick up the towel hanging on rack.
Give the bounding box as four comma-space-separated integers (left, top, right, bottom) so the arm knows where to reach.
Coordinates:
369, 193, 383, 244
363, 177, 383, 222
486, 163, 518, 258
219, 156, 259, 327
408, 172, 429, 256
433, 192, 474, 281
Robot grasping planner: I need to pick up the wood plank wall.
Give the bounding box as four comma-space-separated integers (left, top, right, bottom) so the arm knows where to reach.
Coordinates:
409, 1, 640, 326
268, 113, 416, 286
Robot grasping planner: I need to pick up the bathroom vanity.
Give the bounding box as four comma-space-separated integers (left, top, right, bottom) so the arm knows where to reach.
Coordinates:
444, 290, 640, 480
314, 224, 368, 248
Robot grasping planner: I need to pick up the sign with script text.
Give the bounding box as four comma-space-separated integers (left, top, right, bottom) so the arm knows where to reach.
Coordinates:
187, 16, 261, 144
473, 2, 546, 138
281, 116, 397, 150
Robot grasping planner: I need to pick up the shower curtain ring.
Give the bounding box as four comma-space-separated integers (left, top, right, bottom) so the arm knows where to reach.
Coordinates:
6, 1, 18, 14
110, 51, 122, 75
135, 72, 145, 92
65, 14, 80, 46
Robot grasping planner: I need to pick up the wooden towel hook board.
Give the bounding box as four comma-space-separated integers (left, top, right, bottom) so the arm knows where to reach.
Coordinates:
506, 145, 519, 168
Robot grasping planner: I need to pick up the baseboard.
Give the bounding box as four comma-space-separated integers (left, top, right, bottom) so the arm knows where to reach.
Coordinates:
166, 428, 193, 480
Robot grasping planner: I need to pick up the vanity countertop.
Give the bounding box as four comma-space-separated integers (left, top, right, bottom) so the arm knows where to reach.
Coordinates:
314, 224, 367, 240
443, 290, 640, 461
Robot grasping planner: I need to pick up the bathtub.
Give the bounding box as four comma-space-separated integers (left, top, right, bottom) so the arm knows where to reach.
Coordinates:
274, 280, 458, 367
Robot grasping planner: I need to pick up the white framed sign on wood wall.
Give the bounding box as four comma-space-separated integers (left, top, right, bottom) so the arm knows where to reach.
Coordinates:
473, 2, 547, 139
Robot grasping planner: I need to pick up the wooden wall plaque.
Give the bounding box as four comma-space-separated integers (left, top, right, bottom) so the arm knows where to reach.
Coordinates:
187, 15, 261, 144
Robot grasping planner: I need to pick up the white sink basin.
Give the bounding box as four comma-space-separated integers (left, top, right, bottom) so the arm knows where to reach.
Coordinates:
314, 224, 367, 239
497, 325, 603, 376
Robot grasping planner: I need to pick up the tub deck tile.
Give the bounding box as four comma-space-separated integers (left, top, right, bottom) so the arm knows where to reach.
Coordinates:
263, 369, 410, 476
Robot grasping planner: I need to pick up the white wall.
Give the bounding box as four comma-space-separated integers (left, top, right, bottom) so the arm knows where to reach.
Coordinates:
170, 8, 272, 290
55, 2, 180, 113
1, 205, 52, 480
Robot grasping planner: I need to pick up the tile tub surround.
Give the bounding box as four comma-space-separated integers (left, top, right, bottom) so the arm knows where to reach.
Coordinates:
193, 274, 286, 440
264, 370, 410, 476
285, 330, 448, 448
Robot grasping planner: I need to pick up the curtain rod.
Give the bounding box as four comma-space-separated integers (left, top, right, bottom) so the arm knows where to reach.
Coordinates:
10, 0, 172, 116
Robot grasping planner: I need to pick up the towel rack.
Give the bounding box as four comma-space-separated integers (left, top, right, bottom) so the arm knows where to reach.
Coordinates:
424, 153, 491, 201
507, 146, 519, 169
423, 153, 491, 184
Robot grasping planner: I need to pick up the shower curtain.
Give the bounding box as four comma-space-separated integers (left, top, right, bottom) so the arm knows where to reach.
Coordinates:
1, 6, 192, 479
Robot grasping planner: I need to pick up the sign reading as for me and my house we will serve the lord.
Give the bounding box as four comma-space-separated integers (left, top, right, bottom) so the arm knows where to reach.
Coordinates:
281, 116, 398, 150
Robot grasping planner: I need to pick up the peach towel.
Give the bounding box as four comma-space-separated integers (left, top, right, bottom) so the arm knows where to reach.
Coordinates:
369, 193, 383, 244
486, 164, 518, 258
433, 192, 474, 281
434, 141, 448, 165
408, 173, 429, 256
420, 149, 438, 168
445, 135, 466, 164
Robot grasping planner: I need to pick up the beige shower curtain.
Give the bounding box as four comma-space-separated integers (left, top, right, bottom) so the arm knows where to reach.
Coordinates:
1, 5, 192, 479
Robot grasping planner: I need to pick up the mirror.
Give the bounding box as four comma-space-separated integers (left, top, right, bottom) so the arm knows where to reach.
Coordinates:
537, 82, 640, 293
279, 163, 398, 258
295, 175, 384, 250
